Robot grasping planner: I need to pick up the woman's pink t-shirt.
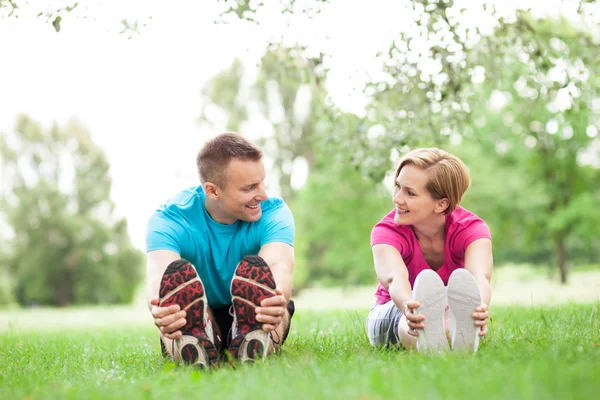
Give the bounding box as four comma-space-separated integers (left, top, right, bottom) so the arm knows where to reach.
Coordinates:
371, 206, 491, 304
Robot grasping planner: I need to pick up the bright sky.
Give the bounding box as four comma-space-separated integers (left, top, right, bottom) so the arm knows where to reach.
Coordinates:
0, 0, 409, 251
0, 0, 591, 251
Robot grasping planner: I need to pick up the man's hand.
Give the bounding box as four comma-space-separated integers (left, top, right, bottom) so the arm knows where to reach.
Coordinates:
404, 300, 425, 337
473, 303, 489, 337
149, 296, 186, 340
254, 288, 286, 332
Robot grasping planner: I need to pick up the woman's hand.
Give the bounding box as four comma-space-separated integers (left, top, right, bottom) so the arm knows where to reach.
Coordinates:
472, 303, 489, 337
404, 300, 425, 336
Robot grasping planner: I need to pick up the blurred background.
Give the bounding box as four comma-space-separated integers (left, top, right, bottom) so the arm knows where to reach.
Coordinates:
1, 0, 599, 326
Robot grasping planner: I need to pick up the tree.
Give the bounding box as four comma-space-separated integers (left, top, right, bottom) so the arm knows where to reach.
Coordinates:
0, 1, 149, 36
252, 45, 328, 201
198, 44, 394, 288
199, 58, 248, 133
0, 116, 144, 306
218, 0, 329, 21
292, 113, 392, 289
0, 244, 13, 305
200, 44, 329, 202
0, 1, 80, 32
0, 0, 329, 33
353, 0, 600, 283
475, 13, 600, 282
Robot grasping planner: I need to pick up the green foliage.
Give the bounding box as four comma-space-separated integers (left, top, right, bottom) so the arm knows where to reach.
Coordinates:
1, 1, 326, 33
200, 3, 600, 286
346, 3, 600, 282
0, 116, 144, 306
200, 44, 328, 202
199, 46, 393, 289
6, 0, 598, 287
0, 1, 79, 29
0, 248, 14, 305
452, 141, 553, 264
0, 0, 18, 17
292, 116, 392, 288
199, 49, 394, 288
0, 1, 147, 37
252, 45, 328, 201
215, 0, 329, 24
199, 58, 247, 132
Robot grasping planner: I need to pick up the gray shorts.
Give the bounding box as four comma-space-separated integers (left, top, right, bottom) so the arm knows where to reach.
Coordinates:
366, 301, 403, 347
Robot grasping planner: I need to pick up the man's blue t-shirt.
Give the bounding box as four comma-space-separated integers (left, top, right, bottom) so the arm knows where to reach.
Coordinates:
145, 185, 295, 308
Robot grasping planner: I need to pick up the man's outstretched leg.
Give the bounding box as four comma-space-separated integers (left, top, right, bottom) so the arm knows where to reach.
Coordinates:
229, 255, 293, 362
159, 259, 219, 368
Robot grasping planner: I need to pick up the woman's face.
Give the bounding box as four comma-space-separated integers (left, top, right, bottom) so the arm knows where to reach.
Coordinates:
392, 165, 447, 226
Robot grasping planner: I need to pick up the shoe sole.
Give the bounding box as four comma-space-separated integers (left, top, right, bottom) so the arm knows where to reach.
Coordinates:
159, 260, 219, 368
412, 270, 449, 352
447, 268, 482, 353
229, 255, 277, 363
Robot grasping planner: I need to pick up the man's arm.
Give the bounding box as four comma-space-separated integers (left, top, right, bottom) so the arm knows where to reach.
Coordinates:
146, 249, 181, 310
253, 241, 295, 332
258, 241, 295, 301
146, 249, 187, 340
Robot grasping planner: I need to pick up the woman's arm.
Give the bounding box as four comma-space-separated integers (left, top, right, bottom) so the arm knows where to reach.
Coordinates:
372, 243, 426, 335
464, 238, 493, 305
464, 238, 493, 337
372, 244, 412, 311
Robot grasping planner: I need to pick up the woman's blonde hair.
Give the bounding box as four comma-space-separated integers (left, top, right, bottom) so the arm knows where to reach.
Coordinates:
395, 148, 471, 214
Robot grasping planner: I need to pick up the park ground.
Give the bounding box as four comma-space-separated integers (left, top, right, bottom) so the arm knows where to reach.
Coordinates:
1, 265, 599, 400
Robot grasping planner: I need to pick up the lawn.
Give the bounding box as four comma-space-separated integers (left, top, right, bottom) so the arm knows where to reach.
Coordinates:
1, 304, 599, 400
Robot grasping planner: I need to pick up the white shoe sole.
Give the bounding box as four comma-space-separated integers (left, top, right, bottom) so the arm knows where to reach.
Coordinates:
412, 270, 449, 352
447, 269, 482, 353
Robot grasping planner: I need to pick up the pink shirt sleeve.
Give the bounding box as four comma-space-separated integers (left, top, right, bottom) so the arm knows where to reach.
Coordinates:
370, 210, 411, 258
452, 218, 492, 253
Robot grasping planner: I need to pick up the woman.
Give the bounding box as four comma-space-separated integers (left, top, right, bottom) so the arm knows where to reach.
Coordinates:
366, 148, 493, 352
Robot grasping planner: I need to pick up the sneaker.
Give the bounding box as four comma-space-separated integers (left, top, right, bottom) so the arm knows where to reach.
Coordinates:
159, 259, 219, 368
447, 268, 482, 353
229, 255, 277, 363
412, 269, 449, 352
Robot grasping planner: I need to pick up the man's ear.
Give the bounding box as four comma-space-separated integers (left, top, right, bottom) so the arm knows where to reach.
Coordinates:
435, 198, 449, 214
204, 182, 219, 199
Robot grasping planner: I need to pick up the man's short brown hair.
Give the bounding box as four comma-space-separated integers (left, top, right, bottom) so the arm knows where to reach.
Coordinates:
196, 133, 263, 188
395, 148, 471, 214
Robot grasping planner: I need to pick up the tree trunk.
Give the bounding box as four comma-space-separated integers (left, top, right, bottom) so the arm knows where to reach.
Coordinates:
555, 231, 568, 284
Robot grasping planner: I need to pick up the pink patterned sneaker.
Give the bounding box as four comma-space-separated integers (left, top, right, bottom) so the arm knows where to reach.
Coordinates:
159, 259, 219, 368
229, 255, 277, 363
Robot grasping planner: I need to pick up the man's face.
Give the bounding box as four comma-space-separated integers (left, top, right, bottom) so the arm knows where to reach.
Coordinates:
217, 158, 268, 223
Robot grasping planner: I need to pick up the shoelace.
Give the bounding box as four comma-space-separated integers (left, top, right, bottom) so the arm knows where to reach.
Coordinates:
228, 305, 281, 346
269, 330, 281, 346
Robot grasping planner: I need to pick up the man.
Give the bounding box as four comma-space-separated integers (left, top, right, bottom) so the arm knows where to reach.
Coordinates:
145, 133, 295, 368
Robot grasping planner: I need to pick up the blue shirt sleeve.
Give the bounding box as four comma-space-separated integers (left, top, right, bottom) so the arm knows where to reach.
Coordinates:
259, 201, 295, 247
145, 212, 184, 254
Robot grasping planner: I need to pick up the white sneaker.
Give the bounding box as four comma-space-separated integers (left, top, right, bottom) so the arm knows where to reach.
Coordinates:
447, 269, 482, 353
412, 270, 449, 352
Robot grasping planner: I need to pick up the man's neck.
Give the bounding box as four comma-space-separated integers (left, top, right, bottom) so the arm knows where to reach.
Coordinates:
204, 197, 237, 225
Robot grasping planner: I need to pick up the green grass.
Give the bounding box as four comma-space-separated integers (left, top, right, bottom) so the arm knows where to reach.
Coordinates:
1, 304, 599, 400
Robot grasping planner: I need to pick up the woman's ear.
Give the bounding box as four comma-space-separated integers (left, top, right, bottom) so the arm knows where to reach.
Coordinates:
435, 198, 450, 214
